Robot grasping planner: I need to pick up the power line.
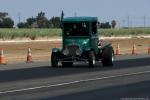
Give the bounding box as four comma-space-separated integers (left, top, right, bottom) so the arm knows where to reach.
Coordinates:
18, 12, 21, 23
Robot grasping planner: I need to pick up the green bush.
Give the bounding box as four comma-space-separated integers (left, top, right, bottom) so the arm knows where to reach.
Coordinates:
99, 28, 150, 36
0, 28, 62, 39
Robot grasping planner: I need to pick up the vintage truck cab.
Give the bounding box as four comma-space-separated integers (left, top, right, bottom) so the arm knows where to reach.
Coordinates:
51, 17, 114, 67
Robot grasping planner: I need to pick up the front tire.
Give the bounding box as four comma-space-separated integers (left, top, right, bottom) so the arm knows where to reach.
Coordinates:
88, 51, 96, 67
51, 52, 59, 68
102, 47, 114, 67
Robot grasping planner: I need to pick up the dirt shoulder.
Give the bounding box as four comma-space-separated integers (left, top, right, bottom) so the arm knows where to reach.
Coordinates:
0, 37, 150, 64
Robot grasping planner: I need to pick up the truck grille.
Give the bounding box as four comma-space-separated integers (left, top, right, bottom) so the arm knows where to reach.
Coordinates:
67, 45, 79, 56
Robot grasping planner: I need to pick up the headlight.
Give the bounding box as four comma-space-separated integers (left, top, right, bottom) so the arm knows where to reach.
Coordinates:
76, 49, 82, 55
83, 41, 87, 45
63, 49, 69, 55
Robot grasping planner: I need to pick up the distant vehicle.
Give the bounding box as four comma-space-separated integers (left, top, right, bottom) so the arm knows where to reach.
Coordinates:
51, 17, 114, 67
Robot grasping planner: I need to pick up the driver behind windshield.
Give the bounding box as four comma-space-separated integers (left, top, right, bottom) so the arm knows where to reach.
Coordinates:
64, 23, 89, 36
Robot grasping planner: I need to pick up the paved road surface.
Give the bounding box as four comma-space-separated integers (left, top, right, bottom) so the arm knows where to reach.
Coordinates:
0, 54, 150, 100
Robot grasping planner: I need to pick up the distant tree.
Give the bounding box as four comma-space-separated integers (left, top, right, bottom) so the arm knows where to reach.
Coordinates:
0, 20, 3, 27
111, 20, 116, 28
26, 17, 36, 27
0, 12, 14, 28
31, 22, 38, 28
0, 12, 8, 18
17, 22, 28, 28
17, 12, 50, 28
2, 17, 14, 28
16, 11, 62, 28
0, 17, 14, 28
99, 22, 111, 29
36, 12, 49, 28
49, 17, 61, 28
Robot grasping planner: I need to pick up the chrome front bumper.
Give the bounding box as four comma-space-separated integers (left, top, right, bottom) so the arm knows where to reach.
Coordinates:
60, 56, 88, 62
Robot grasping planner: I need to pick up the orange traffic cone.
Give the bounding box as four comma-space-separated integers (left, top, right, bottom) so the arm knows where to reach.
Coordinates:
26, 47, 33, 63
132, 44, 137, 55
0, 49, 6, 65
115, 43, 121, 55
148, 45, 150, 54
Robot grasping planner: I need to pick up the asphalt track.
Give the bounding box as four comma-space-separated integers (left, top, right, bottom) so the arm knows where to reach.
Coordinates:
0, 54, 150, 100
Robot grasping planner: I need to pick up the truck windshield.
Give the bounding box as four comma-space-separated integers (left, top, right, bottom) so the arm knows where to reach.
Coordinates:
64, 22, 89, 36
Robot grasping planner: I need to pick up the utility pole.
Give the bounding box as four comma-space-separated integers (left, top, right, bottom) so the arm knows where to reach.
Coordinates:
74, 12, 77, 17
118, 21, 120, 29
18, 12, 21, 23
122, 19, 125, 28
127, 16, 130, 28
144, 15, 146, 27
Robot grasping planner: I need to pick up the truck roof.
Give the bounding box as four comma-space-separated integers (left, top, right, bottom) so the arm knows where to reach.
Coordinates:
63, 17, 98, 22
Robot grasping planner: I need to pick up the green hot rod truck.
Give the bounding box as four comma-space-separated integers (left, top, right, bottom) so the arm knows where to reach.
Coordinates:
51, 17, 114, 67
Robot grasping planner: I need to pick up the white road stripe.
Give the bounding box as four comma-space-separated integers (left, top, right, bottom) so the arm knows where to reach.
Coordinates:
0, 70, 150, 94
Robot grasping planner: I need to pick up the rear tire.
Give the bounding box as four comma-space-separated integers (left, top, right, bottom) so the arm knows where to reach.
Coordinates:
51, 52, 59, 68
102, 47, 114, 67
88, 51, 96, 67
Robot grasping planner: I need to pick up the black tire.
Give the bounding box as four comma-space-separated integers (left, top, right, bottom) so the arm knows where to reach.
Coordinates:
88, 51, 96, 67
102, 47, 114, 67
62, 62, 73, 67
51, 52, 59, 67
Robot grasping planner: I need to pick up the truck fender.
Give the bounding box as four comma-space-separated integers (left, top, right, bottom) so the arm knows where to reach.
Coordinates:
101, 43, 114, 53
52, 48, 60, 53
101, 43, 111, 50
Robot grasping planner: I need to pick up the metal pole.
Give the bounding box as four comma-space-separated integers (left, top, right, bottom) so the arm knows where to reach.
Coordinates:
144, 15, 146, 27
127, 16, 130, 28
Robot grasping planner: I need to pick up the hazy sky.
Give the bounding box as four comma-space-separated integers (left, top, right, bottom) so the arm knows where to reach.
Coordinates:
0, 0, 150, 27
